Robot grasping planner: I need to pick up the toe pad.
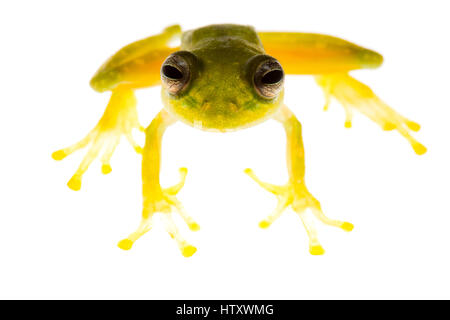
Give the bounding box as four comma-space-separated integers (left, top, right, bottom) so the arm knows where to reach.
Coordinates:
341, 222, 354, 232
259, 220, 271, 229
67, 176, 81, 191
118, 239, 133, 250
310, 245, 325, 255
181, 245, 197, 257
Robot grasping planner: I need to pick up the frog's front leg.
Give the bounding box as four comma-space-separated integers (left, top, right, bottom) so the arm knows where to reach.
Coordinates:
52, 87, 144, 190
245, 105, 353, 255
117, 109, 200, 257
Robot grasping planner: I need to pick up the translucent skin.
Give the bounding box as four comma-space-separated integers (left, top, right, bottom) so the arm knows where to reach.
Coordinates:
53, 24, 426, 256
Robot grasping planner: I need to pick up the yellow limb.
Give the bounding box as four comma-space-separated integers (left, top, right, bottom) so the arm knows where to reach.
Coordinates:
315, 73, 426, 155
258, 31, 383, 74
90, 25, 182, 92
54, 27, 184, 189
117, 110, 199, 257
52, 87, 143, 190
258, 32, 424, 154
245, 105, 353, 255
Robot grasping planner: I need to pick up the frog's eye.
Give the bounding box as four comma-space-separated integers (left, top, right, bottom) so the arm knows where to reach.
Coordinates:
253, 57, 284, 99
161, 51, 194, 95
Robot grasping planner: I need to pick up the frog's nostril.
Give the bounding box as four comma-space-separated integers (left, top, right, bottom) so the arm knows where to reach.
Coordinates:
201, 101, 211, 111
229, 102, 239, 112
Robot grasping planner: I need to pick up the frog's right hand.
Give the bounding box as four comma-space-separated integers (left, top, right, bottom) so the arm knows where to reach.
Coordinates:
52, 87, 144, 191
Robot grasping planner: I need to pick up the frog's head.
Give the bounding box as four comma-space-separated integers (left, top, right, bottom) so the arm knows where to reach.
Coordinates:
160, 48, 284, 131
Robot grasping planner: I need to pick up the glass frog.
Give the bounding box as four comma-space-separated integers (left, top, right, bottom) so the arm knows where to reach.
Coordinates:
53, 24, 426, 256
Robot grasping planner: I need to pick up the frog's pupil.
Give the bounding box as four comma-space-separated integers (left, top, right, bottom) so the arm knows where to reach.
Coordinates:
261, 70, 283, 85
163, 65, 183, 80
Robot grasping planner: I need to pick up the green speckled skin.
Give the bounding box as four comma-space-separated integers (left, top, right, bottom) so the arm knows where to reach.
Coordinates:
162, 24, 284, 131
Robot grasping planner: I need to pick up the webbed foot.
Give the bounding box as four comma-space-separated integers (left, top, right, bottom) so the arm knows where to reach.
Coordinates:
118, 168, 200, 257
245, 168, 353, 255
316, 73, 426, 155
52, 87, 144, 191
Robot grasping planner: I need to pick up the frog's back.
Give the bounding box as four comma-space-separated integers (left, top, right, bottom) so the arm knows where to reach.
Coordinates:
181, 24, 265, 53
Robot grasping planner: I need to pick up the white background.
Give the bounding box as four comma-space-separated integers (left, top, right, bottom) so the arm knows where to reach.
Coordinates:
0, 0, 449, 299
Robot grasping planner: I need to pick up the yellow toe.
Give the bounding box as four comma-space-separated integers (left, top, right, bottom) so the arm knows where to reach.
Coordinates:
341, 222, 354, 232
67, 176, 81, 191
310, 245, 325, 255
382, 122, 396, 131
189, 222, 200, 231
117, 239, 133, 250
407, 121, 420, 132
101, 164, 112, 174
259, 220, 271, 229
52, 150, 67, 161
413, 143, 427, 155
182, 245, 197, 257
179, 167, 188, 175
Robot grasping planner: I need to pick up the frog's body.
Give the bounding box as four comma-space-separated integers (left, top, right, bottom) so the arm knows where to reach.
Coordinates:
53, 24, 426, 256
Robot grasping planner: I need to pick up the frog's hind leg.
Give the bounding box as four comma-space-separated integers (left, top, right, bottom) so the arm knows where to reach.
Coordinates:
258, 31, 425, 154
117, 110, 199, 257
52, 87, 143, 190
315, 73, 426, 155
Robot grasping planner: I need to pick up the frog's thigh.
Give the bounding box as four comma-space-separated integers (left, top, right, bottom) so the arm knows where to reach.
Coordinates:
258, 31, 383, 74
260, 32, 426, 154
90, 25, 182, 92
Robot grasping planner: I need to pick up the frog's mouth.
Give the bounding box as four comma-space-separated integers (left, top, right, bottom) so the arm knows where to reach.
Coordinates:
162, 86, 284, 132
200, 100, 240, 113
187, 100, 282, 132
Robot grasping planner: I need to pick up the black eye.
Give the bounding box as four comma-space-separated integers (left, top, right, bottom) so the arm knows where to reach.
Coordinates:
161, 51, 194, 95
261, 69, 283, 85
253, 57, 284, 99
162, 65, 183, 80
